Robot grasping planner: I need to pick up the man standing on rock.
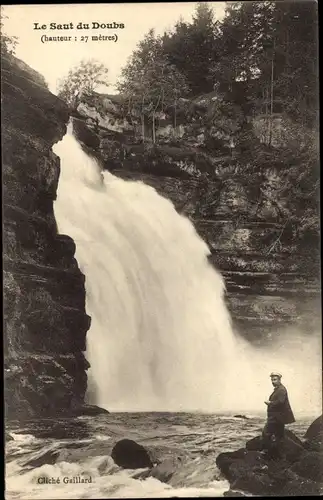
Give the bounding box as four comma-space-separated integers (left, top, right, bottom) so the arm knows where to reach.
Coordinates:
263, 372, 295, 459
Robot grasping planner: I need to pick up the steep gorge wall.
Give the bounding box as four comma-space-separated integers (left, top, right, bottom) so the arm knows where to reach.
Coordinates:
73, 93, 320, 343
2, 55, 91, 420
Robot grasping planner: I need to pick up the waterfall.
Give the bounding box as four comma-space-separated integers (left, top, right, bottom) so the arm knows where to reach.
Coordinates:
53, 123, 322, 415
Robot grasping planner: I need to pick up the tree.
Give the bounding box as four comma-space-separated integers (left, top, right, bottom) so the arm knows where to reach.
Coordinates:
214, 1, 318, 142
270, 1, 318, 128
57, 59, 109, 108
117, 29, 189, 143
0, 8, 18, 56
162, 2, 220, 95
210, 2, 274, 108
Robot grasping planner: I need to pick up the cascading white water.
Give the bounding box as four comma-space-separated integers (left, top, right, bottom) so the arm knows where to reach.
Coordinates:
53, 123, 322, 416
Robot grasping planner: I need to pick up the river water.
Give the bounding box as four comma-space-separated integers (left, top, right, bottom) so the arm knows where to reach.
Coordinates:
52, 124, 321, 416
5, 412, 312, 499
5, 122, 320, 499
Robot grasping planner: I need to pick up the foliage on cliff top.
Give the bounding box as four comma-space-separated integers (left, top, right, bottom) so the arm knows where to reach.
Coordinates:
117, 28, 189, 143
57, 59, 109, 108
70, 1, 318, 247
0, 8, 18, 56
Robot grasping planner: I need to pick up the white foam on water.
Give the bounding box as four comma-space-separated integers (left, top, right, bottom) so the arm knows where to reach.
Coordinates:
5, 455, 230, 499
52, 123, 321, 417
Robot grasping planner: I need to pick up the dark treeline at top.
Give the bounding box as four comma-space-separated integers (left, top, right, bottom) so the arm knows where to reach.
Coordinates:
118, 1, 318, 136
117, 1, 319, 246
2, 2, 319, 245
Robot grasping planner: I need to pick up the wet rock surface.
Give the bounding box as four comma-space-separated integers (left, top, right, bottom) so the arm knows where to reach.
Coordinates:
111, 439, 154, 469
304, 415, 323, 442
73, 92, 320, 342
217, 416, 323, 496
2, 53, 91, 420
69, 404, 110, 417
148, 456, 183, 483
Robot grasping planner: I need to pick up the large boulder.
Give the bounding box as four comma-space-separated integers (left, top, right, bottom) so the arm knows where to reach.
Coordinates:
291, 451, 323, 482
216, 423, 323, 497
69, 404, 109, 417
245, 435, 263, 451
278, 430, 304, 463
22, 448, 60, 468
304, 415, 323, 441
246, 429, 304, 462
280, 477, 323, 496
217, 449, 273, 494
149, 456, 182, 483
111, 439, 153, 469
216, 448, 248, 477
5, 432, 13, 442
228, 451, 291, 495
305, 432, 323, 452
304, 415, 323, 451
223, 491, 247, 497
217, 448, 320, 496
72, 116, 100, 150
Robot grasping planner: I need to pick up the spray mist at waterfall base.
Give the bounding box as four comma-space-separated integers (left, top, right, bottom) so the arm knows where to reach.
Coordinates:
52, 124, 321, 417
5, 124, 321, 500
5, 414, 317, 500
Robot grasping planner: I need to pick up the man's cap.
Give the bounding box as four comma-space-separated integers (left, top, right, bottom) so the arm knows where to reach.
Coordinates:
270, 372, 282, 378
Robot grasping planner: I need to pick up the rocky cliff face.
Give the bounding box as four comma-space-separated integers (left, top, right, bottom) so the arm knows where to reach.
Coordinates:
2, 54, 91, 420
73, 92, 320, 343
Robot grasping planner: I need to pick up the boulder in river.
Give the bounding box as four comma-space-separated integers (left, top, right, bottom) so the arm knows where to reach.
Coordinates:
245, 428, 304, 462
149, 456, 182, 483
22, 449, 60, 468
69, 404, 109, 417
216, 416, 323, 497
111, 439, 153, 469
5, 432, 13, 442
279, 477, 323, 496
304, 415, 322, 441
291, 450, 323, 482
216, 448, 248, 477
304, 415, 323, 451
223, 490, 247, 497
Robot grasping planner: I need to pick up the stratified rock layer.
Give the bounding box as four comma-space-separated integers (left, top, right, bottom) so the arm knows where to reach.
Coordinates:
73, 92, 320, 342
2, 54, 91, 419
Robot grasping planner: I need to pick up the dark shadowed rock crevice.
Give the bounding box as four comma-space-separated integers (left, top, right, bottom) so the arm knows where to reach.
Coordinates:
216, 416, 323, 497
2, 53, 92, 420
71, 92, 320, 342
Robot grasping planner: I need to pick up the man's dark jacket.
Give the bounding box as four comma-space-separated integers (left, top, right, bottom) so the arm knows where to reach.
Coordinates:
267, 384, 295, 424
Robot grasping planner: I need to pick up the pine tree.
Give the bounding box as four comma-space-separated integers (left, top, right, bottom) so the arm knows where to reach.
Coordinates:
117, 29, 189, 143
163, 2, 219, 95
